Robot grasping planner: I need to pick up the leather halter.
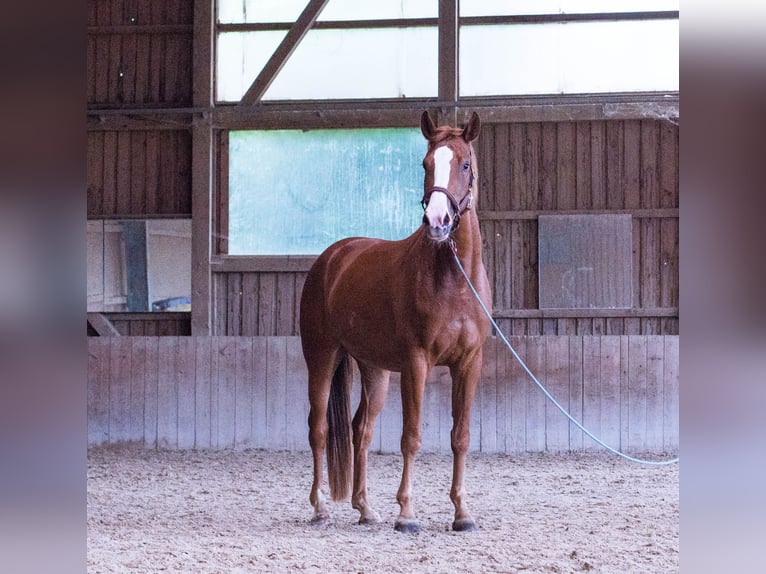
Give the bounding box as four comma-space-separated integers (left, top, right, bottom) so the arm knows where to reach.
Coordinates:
420, 147, 475, 231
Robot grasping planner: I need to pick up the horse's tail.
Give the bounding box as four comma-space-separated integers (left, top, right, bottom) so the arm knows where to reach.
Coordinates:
326, 351, 353, 501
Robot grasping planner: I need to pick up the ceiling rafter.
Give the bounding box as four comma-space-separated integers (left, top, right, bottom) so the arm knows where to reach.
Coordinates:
239, 0, 330, 105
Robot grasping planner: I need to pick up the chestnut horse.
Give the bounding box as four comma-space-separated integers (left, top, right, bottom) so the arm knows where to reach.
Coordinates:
299, 111, 491, 533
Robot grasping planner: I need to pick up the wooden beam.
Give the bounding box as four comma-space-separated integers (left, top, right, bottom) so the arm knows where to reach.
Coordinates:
87, 313, 120, 336
492, 308, 679, 319
477, 208, 679, 220
191, 0, 214, 335
438, 0, 458, 124
240, 0, 330, 105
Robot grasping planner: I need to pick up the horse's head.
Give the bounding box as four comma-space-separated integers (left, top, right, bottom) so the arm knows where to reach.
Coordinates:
420, 111, 481, 242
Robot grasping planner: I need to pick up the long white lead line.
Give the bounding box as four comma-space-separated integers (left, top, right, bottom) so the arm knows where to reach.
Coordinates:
453, 253, 679, 466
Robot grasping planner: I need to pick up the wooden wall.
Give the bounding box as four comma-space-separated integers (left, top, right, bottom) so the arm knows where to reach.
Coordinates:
87, 0, 194, 335
87, 0, 192, 107
212, 118, 679, 337
87, 335, 679, 455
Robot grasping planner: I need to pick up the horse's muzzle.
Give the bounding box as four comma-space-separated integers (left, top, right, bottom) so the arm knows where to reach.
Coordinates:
423, 215, 452, 241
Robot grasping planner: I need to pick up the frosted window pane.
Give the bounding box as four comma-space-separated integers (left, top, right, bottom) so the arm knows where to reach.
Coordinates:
218, 0, 436, 23
228, 129, 426, 255
460, 20, 678, 95
460, 0, 679, 17
217, 28, 437, 101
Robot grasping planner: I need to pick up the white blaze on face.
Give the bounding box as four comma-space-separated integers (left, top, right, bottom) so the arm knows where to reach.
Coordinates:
424, 146, 453, 229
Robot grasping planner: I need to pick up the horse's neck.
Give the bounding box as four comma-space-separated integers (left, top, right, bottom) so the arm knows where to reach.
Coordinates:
452, 212, 484, 276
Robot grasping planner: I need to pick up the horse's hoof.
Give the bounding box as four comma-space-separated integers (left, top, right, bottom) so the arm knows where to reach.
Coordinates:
358, 511, 382, 525
310, 513, 330, 526
394, 519, 420, 534
452, 518, 477, 532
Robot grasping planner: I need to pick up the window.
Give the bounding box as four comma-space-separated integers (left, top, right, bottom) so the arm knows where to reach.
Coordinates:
227, 128, 425, 255
215, 0, 678, 102
538, 214, 633, 309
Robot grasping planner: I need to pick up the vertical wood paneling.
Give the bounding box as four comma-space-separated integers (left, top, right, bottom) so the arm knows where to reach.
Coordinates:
88, 338, 110, 445
544, 336, 570, 452
568, 336, 584, 451
109, 337, 132, 442
215, 337, 237, 448
663, 336, 679, 452
157, 337, 178, 448
194, 336, 213, 448
234, 337, 254, 448
177, 336, 196, 448
87, 335, 679, 456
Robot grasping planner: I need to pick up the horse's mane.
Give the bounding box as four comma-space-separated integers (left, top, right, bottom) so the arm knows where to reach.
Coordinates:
428, 126, 464, 145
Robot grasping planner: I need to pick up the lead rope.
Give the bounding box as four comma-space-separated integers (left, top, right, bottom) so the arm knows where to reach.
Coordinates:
452, 252, 679, 466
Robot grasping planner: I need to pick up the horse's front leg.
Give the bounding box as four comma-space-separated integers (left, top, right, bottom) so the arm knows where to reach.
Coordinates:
352, 364, 390, 525
449, 349, 483, 532
394, 356, 429, 533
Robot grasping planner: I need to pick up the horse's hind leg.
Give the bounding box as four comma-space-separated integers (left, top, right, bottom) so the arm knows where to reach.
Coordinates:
351, 364, 390, 525
306, 346, 342, 525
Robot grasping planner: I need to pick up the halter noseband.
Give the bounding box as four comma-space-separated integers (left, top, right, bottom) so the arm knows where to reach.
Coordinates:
420, 147, 475, 231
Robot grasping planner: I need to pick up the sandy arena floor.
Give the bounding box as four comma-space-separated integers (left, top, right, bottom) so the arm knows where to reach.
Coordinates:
87, 446, 678, 573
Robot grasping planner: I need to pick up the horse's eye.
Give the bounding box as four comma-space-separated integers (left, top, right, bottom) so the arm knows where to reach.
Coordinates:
462, 162, 470, 171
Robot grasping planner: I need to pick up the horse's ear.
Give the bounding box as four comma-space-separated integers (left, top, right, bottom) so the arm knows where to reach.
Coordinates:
461, 112, 481, 143
420, 110, 437, 141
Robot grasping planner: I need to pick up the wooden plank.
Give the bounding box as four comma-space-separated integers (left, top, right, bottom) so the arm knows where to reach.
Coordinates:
627, 336, 648, 452
479, 337, 497, 453
641, 218, 661, 309
251, 338, 268, 447
568, 336, 584, 451
215, 337, 237, 449
581, 336, 601, 451
523, 123, 541, 210
191, 122, 213, 335
285, 337, 308, 450
556, 122, 576, 210
490, 337, 507, 453
266, 338, 288, 449
156, 337, 178, 448
421, 367, 441, 452
437, 367, 452, 453
241, 0, 330, 104
622, 120, 641, 210
87, 312, 120, 336
235, 337, 254, 449
194, 336, 213, 449
107, 33, 122, 104
525, 337, 546, 452
659, 121, 678, 208
380, 372, 402, 454
437, 0, 458, 105
640, 120, 660, 208
605, 121, 624, 209
87, 132, 104, 216
143, 337, 159, 447
540, 123, 557, 210
193, 0, 214, 106
493, 123, 511, 211
645, 336, 664, 451
116, 131, 132, 214
109, 337, 132, 443
102, 132, 118, 215
590, 121, 607, 209
275, 274, 296, 336
663, 336, 679, 451
599, 336, 621, 451
87, 338, 110, 445
129, 338, 147, 443
544, 336, 570, 452
258, 273, 277, 335
176, 336, 196, 448
660, 218, 678, 309
575, 122, 592, 210
226, 273, 242, 335
209, 336, 221, 448
241, 274, 259, 336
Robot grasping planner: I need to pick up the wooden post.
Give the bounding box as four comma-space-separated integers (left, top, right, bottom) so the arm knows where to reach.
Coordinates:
191, 0, 214, 334
438, 0, 458, 126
